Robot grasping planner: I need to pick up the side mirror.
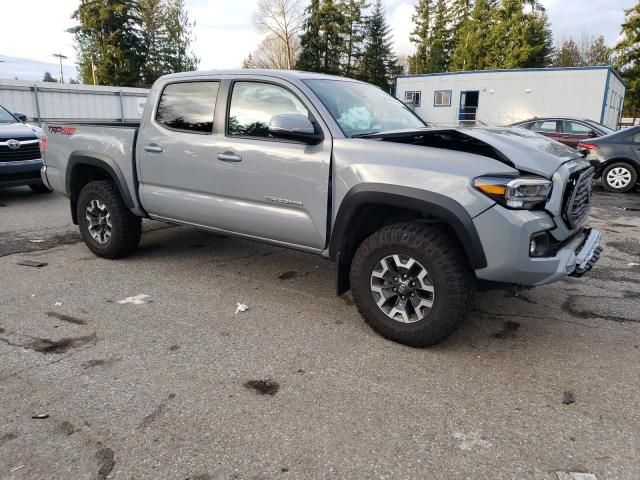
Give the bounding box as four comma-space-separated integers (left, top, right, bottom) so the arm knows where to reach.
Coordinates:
588, 130, 598, 138
13, 112, 27, 122
268, 114, 323, 145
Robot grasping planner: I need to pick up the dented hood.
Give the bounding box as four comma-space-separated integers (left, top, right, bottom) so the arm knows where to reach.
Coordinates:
361, 126, 581, 178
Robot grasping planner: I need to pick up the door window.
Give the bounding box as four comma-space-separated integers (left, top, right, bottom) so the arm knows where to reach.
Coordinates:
155, 81, 219, 133
530, 121, 558, 133
227, 82, 309, 139
563, 121, 592, 135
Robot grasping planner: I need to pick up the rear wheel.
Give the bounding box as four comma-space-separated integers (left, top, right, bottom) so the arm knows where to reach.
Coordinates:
29, 183, 52, 194
77, 180, 141, 258
350, 223, 474, 347
602, 162, 637, 193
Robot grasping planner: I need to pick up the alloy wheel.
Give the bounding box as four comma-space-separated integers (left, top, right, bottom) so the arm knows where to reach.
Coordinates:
370, 254, 435, 323
85, 199, 112, 244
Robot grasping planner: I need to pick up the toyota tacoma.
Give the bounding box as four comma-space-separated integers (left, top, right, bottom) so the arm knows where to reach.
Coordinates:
42, 70, 602, 346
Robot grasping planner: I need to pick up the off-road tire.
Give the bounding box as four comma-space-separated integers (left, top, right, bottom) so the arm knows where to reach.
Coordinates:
602, 162, 637, 193
77, 180, 141, 259
350, 223, 474, 347
29, 183, 52, 194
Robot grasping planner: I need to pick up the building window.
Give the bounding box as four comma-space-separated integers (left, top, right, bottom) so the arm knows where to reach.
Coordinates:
156, 81, 219, 133
404, 91, 421, 107
434, 90, 452, 107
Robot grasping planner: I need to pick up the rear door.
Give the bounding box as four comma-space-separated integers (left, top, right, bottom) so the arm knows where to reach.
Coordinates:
561, 120, 594, 149
137, 79, 224, 226
529, 120, 564, 144
211, 78, 332, 250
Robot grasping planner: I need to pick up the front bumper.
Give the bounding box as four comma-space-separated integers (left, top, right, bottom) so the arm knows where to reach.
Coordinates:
473, 205, 603, 286
0, 159, 44, 188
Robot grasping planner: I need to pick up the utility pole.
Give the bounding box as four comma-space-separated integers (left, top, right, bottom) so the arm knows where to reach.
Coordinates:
52, 52, 68, 83
91, 58, 97, 85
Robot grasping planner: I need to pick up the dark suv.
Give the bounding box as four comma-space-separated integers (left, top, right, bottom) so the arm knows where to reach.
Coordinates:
511, 117, 614, 149
0, 104, 50, 193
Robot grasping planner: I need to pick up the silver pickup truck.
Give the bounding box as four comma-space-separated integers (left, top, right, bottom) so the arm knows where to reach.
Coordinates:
42, 70, 602, 347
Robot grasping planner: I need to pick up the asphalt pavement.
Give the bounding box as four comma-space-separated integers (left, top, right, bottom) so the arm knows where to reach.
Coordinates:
0, 185, 639, 480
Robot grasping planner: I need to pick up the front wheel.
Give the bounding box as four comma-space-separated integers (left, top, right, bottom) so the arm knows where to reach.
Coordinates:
602, 162, 637, 193
350, 223, 474, 347
77, 180, 141, 259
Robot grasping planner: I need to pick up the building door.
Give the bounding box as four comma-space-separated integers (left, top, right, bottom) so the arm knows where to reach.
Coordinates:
458, 91, 479, 123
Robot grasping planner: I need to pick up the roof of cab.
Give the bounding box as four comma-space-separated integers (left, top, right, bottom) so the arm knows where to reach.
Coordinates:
158, 69, 364, 84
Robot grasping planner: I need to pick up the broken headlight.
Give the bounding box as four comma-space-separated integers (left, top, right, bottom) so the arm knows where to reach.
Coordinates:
473, 176, 552, 210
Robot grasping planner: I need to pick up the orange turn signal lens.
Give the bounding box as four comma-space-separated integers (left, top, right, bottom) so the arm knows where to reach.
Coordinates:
474, 183, 506, 196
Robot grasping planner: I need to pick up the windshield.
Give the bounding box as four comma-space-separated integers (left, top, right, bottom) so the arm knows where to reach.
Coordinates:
0, 106, 16, 123
304, 79, 427, 137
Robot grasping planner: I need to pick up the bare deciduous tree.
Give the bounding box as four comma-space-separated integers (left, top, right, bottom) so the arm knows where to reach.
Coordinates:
253, 0, 304, 69
244, 34, 301, 69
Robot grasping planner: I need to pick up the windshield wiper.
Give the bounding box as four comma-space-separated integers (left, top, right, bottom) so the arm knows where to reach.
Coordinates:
351, 131, 383, 138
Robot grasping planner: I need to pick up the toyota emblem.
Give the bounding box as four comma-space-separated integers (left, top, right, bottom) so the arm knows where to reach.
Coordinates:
7, 139, 20, 150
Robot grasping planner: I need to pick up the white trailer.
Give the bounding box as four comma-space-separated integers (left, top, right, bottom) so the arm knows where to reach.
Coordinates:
395, 66, 626, 129
0, 79, 149, 125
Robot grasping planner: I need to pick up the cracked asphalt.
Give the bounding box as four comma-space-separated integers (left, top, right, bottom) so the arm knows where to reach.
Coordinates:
1, 184, 639, 479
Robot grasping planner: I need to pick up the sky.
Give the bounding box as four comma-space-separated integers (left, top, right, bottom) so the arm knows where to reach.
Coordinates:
0, 0, 635, 82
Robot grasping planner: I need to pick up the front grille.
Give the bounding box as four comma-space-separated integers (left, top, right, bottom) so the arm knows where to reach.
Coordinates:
0, 142, 41, 162
563, 167, 594, 229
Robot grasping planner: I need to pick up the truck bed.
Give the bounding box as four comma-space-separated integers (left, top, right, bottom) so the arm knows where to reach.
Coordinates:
43, 122, 141, 211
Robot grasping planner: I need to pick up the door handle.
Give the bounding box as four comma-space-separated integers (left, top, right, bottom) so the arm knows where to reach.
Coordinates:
217, 152, 242, 162
144, 144, 163, 153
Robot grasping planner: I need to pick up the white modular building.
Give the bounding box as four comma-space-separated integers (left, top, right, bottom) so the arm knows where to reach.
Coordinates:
0, 79, 149, 125
395, 66, 626, 129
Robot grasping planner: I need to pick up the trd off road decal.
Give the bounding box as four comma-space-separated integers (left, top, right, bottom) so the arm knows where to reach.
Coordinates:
48, 126, 76, 135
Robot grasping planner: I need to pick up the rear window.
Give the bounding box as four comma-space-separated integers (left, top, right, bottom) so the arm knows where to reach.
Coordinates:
530, 121, 558, 133
156, 81, 219, 133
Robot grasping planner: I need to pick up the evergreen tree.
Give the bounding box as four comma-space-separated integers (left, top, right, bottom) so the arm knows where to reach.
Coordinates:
163, 0, 199, 73
341, 0, 367, 77
450, 0, 496, 71
319, 0, 345, 74
488, 0, 552, 69
139, 0, 168, 86
360, 0, 400, 90
42, 71, 57, 82
296, 0, 344, 74
586, 36, 611, 66
522, 2, 553, 67
615, 3, 640, 117
425, 0, 452, 73
70, 0, 145, 87
297, 0, 323, 72
554, 39, 583, 67
408, 0, 431, 74
242, 54, 254, 69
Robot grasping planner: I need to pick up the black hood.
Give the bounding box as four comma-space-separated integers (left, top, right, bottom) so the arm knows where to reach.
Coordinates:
0, 121, 40, 141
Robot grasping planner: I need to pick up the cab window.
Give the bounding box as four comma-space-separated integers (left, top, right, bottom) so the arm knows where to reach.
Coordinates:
156, 81, 219, 133
227, 81, 309, 139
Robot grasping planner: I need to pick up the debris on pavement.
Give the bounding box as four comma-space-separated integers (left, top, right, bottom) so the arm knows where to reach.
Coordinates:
117, 294, 149, 305
235, 303, 249, 314
9, 465, 25, 473
54, 302, 62, 306
29, 239, 45, 243
17, 259, 48, 268
562, 391, 576, 405
628, 262, 639, 266
556, 472, 598, 480
31, 413, 49, 419
244, 379, 279, 395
